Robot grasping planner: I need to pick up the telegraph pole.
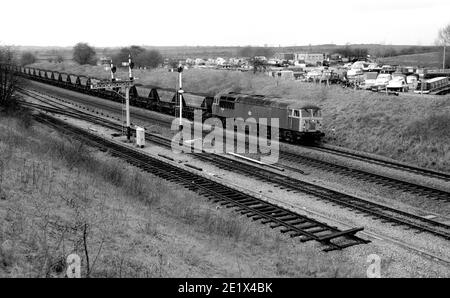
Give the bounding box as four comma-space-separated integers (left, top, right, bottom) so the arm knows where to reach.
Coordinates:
443, 44, 446, 70
177, 65, 184, 131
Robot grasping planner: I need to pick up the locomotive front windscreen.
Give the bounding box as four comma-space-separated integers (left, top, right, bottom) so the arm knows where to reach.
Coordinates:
301, 109, 312, 117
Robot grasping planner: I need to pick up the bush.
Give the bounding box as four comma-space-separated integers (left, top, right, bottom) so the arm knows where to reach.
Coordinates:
112, 46, 164, 69
73, 43, 97, 65
135, 50, 163, 68
20, 52, 36, 66
112, 46, 145, 66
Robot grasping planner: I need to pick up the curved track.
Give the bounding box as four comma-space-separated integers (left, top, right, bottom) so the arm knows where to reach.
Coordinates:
32, 112, 369, 252
19, 91, 450, 241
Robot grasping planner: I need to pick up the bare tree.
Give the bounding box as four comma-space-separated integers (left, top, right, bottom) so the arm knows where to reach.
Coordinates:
0, 47, 21, 110
436, 24, 450, 69
251, 57, 267, 74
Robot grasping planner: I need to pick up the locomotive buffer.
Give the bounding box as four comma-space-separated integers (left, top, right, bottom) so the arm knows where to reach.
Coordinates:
90, 55, 135, 141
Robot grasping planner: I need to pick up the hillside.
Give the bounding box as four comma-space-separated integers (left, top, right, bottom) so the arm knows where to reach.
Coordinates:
1, 112, 366, 277
379, 51, 442, 68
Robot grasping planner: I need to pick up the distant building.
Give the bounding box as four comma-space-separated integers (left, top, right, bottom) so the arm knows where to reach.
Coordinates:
254, 56, 267, 61
98, 57, 112, 66
274, 53, 295, 61
268, 70, 294, 80
295, 53, 325, 65
229, 57, 246, 66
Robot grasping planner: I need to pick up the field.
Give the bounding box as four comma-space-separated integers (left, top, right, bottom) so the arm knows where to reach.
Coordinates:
14, 44, 439, 63
27, 61, 450, 172
379, 52, 442, 68
0, 112, 371, 277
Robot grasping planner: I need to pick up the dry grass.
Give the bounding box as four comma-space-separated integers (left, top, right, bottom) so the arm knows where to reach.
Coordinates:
29, 61, 450, 172
379, 52, 442, 68
0, 113, 368, 277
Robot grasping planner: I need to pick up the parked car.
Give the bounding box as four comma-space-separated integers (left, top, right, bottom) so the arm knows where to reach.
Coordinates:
387, 77, 409, 92
372, 73, 392, 90
363, 63, 381, 72
351, 61, 368, 70
347, 68, 364, 76
362, 72, 378, 89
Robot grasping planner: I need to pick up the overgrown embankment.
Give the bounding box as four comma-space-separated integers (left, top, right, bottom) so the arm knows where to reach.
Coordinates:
0, 112, 365, 277
30, 61, 450, 171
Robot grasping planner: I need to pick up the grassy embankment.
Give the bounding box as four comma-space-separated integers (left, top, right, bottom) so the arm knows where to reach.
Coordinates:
378, 52, 442, 68
0, 112, 366, 277
29, 61, 450, 172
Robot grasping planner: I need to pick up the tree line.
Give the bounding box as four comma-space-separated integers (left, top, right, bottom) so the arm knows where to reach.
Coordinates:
71, 43, 164, 68
238, 46, 275, 58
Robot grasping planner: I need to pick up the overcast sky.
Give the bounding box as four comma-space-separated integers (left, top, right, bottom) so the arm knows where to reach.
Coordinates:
1, 0, 449, 47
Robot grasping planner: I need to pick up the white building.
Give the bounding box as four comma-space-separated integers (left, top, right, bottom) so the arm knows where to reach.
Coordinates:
295, 53, 325, 65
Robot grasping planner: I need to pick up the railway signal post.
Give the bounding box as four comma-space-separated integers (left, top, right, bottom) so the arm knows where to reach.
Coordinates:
90, 55, 135, 141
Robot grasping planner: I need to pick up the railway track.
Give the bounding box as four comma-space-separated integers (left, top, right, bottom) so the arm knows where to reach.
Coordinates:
20, 91, 450, 241
32, 112, 369, 252
278, 151, 450, 203
306, 144, 450, 182
195, 153, 450, 240
26, 82, 450, 203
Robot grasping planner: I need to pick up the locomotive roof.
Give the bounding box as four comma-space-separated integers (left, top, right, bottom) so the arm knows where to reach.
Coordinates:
220, 93, 320, 110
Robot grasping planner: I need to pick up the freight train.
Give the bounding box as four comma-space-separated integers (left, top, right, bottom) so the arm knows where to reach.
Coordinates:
3, 65, 325, 143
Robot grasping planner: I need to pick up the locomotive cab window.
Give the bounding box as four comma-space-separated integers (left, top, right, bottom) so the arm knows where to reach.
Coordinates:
312, 109, 321, 117
301, 109, 312, 117
219, 96, 236, 109
293, 110, 300, 117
